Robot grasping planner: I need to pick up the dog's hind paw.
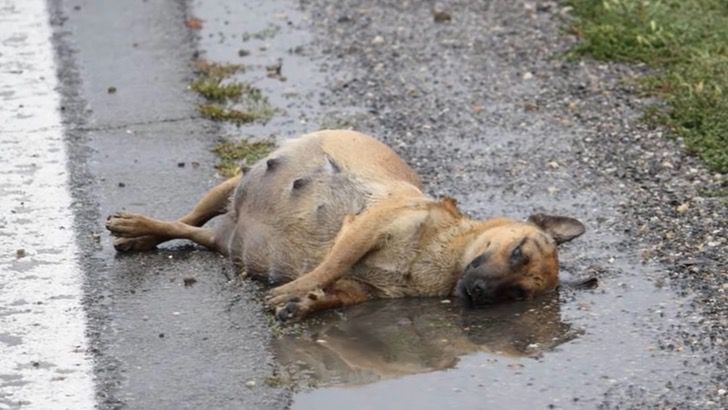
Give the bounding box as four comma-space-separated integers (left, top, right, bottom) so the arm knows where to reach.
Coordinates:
113, 236, 161, 252
105, 212, 155, 238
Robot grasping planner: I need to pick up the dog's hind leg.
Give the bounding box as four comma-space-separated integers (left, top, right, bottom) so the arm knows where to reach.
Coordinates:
178, 174, 242, 226
110, 174, 241, 252
106, 212, 220, 251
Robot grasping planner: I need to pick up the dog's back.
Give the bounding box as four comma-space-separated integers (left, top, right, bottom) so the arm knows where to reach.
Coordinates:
222, 130, 423, 284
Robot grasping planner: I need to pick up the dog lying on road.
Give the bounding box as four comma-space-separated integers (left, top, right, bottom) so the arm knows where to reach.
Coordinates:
106, 130, 586, 320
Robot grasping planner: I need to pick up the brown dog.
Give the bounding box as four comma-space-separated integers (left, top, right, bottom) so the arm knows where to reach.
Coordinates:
106, 130, 585, 320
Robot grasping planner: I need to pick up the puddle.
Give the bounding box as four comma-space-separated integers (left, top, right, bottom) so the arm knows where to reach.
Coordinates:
275, 295, 577, 387
289, 263, 702, 409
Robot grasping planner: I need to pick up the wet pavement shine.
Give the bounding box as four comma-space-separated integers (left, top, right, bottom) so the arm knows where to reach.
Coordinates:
2, 0, 725, 409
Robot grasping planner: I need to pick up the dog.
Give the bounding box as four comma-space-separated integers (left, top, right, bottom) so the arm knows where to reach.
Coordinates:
106, 130, 586, 321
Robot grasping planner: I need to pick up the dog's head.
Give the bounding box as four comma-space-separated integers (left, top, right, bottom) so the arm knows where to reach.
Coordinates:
455, 214, 585, 306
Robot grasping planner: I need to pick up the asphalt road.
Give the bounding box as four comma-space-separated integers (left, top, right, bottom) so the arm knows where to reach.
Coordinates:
1, 0, 726, 409
43, 0, 291, 408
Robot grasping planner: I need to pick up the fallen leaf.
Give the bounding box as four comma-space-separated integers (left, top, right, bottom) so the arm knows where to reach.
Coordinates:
185, 17, 203, 30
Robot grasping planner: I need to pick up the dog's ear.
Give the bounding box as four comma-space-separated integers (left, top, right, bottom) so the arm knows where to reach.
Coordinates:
527, 213, 585, 245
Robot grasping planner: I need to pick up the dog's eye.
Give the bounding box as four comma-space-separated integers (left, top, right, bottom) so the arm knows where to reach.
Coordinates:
511, 245, 528, 265
467, 254, 486, 270
511, 246, 522, 260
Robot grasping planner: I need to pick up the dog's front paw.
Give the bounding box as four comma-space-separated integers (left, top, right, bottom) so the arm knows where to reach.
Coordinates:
265, 282, 306, 308
267, 288, 325, 321
265, 291, 297, 311
274, 298, 305, 322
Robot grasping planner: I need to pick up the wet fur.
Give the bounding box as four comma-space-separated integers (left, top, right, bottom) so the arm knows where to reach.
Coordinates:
106, 130, 585, 320
224, 132, 471, 299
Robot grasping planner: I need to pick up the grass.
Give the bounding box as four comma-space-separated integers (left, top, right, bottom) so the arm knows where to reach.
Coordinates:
199, 104, 264, 123
191, 59, 242, 78
190, 59, 274, 125
566, 0, 728, 173
242, 25, 281, 42
211, 139, 275, 177
699, 188, 728, 205
191, 78, 243, 101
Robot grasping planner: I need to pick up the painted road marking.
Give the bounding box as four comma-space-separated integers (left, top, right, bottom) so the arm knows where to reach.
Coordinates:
0, 0, 95, 408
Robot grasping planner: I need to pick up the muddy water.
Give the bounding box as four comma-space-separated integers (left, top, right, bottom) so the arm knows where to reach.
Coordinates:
191, 1, 717, 408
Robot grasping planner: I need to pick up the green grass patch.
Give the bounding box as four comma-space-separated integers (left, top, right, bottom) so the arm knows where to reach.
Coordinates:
212, 139, 275, 177
199, 104, 264, 124
192, 59, 243, 78
566, 0, 728, 172
191, 78, 243, 101
698, 188, 728, 206
190, 59, 274, 124
198, 95, 274, 124
242, 25, 281, 42
700, 188, 728, 198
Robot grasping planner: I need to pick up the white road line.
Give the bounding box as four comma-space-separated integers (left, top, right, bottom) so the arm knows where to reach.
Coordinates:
0, 0, 95, 408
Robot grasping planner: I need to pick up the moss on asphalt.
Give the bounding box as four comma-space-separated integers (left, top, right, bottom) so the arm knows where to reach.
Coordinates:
190, 59, 274, 124
567, 0, 728, 172
212, 139, 275, 177
191, 78, 243, 101
192, 59, 243, 78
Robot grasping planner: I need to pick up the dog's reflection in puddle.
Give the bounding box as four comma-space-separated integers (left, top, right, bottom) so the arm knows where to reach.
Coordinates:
272, 292, 578, 387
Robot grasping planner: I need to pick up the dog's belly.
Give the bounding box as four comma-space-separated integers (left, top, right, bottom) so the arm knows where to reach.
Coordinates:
226, 132, 395, 284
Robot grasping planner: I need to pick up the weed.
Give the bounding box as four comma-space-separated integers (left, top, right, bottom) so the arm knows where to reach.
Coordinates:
191, 78, 243, 101
567, 0, 728, 172
191, 59, 242, 78
191, 58, 274, 124
242, 25, 281, 42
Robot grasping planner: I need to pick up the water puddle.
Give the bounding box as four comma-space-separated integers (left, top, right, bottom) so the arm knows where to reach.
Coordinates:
274, 295, 577, 387
289, 263, 700, 409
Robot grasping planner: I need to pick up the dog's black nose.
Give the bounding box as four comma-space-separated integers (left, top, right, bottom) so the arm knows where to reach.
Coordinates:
469, 279, 486, 297
466, 278, 494, 305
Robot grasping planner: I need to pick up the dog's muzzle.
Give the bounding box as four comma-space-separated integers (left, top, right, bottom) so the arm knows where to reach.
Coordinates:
456, 274, 526, 306
456, 275, 497, 306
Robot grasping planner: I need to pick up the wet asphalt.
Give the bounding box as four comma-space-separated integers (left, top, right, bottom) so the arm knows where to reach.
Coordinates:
48, 0, 287, 408
37, 0, 728, 409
